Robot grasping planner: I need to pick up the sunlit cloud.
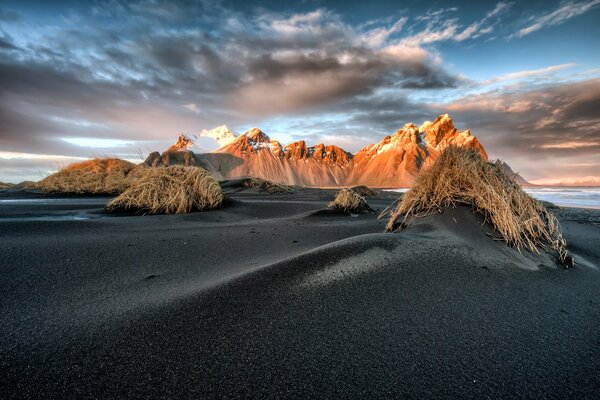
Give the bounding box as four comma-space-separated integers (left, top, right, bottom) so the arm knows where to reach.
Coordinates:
537, 141, 600, 149
49, 116, 109, 129
61, 138, 136, 148
530, 176, 600, 186
183, 103, 200, 113
0, 151, 86, 161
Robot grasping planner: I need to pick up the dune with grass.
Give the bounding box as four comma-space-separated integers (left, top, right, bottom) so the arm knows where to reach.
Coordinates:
33, 158, 137, 195
0, 182, 14, 190
243, 178, 295, 194
10, 181, 35, 190
384, 146, 573, 267
106, 165, 224, 214
218, 177, 295, 194
350, 185, 379, 197
329, 188, 373, 214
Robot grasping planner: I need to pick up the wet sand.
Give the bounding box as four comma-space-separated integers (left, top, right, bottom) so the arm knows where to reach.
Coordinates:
1, 186, 599, 399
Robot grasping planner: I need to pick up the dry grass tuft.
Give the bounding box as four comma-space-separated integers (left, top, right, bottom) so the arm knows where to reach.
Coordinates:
350, 185, 379, 197
106, 165, 224, 214
385, 147, 573, 267
329, 188, 373, 214
33, 158, 137, 195
243, 178, 294, 194
0, 182, 14, 190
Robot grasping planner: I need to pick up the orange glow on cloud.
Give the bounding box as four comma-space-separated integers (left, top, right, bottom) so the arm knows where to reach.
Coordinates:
538, 141, 600, 149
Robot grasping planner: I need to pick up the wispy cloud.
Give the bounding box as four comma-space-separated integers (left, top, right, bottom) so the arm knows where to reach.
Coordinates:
361, 16, 408, 47
401, 21, 458, 46
61, 137, 135, 148
514, 0, 600, 37
483, 63, 577, 84
401, 2, 512, 45
537, 141, 600, 149
414, 7, 458, 22
454, 1, 514, 41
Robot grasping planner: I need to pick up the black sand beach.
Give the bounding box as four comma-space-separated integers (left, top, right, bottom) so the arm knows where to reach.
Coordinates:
1, 186, 600, 399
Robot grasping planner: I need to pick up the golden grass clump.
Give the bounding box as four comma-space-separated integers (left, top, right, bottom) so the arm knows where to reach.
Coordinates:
243, 178, 294, 194
385, 147, 573, 267
350, 185, 379, 197
329, 188, 373, 214
106, 165, 224, 214
33, 158, 137, 195
0, 182, 14, 190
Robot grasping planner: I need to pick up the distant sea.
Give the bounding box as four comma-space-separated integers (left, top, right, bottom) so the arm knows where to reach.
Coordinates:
390, 187, 600, 209
524, 187, 600, 209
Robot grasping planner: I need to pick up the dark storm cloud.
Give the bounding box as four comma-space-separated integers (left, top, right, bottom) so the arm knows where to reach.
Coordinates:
0, 59, 141, 154
243, 50, 459, 90
439, 78, 600, 179
0, 37, 18, 50
445, 78, 600, 152
0, 0, 462, 165
229, 49, 460, 114
331, 93, 433, 133
0, 61, 127, 107
271, 92, 436, 152
126, 10, 461, 112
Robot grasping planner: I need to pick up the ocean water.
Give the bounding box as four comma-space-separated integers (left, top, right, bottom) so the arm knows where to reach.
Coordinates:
524, 187, 600, 209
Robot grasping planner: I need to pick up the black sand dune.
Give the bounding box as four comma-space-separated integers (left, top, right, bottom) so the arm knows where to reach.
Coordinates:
1, 188, 600, 399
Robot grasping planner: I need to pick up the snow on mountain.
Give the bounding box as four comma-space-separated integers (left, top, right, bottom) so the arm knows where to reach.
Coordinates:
198, 125, 237, 147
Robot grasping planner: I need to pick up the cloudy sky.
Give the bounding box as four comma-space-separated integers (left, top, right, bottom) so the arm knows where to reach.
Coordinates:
1, 0, 599, 183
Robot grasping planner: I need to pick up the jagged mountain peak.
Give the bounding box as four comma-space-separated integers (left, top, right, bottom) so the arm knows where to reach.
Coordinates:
167, 133, 195, 152
359, 114, 461, 157
284, 140, 309, 159
216, 127, 278, 155
281, 141, 352, 165
243, 127, 270, 143
419, 120, 432, 133
399, 122, 419, 132
311, 144, 352, 165
423, 113, 457, 146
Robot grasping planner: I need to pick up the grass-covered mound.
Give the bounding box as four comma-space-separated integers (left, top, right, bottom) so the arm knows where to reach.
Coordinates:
0, 182, 14, 190
385, 147, 573, 267
106, 165, 224, 214
243, 178, 294, 194
33, 158, 137, 195
13, 181, 34, 190
329, 188, 373, 214
350, 185, 379, 197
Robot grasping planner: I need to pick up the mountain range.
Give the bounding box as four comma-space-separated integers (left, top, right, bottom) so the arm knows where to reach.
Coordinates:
144, 114, 524, 187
